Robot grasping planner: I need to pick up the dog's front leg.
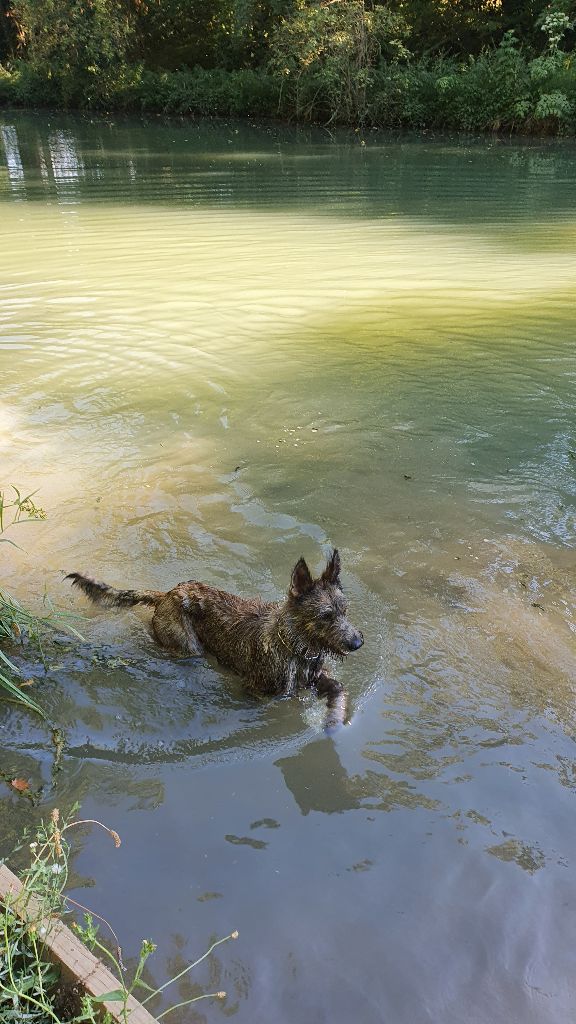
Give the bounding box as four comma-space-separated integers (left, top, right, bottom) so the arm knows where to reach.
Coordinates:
316, 672, 347, 731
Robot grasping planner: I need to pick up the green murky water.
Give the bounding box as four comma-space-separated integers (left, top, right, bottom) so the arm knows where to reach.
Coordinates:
1, 112, 576, 1023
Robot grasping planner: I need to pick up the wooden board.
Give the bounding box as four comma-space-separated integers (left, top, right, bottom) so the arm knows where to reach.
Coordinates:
0, 863, 157, 1023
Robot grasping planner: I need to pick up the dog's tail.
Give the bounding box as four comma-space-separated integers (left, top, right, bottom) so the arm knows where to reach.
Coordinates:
66, 573, 164, 610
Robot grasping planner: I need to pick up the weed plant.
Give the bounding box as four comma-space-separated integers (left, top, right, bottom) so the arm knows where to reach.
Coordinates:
0, 486, 82, 719
1, 808, 236, 1023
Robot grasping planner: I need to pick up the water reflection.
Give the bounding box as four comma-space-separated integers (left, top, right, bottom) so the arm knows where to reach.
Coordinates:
1, 112, 576, 229
278, 737, 440, 815
48, 130, 84, 176
1, 125, 25, 186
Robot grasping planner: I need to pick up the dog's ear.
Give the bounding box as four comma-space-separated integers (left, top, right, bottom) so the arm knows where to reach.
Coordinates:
322, 548, 341, 585
290, 557, 314, 597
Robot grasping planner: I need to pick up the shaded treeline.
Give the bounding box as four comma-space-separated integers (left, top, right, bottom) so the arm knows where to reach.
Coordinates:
0, 0, 575, 131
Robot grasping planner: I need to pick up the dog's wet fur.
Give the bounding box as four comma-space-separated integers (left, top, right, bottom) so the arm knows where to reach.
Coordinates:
66, 550, 363, 729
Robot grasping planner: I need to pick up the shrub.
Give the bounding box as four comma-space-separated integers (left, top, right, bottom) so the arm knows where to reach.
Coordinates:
129, 66, 278, 117
525, 4, 576, 131
269, 0, 410, 123
9, 0, 136, 108
0, 64, 14, 103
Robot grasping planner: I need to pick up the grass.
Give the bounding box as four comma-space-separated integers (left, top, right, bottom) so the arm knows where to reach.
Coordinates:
0, 486, 83, 719
1, 807, 237, 1022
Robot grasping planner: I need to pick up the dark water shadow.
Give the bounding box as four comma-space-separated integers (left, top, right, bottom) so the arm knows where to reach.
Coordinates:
2, 111, 576, 232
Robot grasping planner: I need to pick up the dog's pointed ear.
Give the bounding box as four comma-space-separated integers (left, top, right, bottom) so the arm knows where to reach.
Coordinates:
322, 548, 341, 585
290, 557, 314, 598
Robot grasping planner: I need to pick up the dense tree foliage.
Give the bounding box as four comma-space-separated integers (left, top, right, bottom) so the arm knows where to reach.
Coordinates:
0, 0, 575, 132
8, 0, 134, 104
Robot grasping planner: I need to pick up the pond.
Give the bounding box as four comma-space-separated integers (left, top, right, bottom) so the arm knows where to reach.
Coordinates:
1, 111, 576, 1023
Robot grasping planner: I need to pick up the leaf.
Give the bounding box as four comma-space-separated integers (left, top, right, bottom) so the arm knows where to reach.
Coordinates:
21, 678, 35, 687
11, 778, 30, 792
93, 990, 126, 1003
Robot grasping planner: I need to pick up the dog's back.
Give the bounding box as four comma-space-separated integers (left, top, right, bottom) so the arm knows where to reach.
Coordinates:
151, 581, 273, 672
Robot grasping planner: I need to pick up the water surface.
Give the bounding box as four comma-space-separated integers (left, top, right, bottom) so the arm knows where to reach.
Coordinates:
1, 113, 576, 1024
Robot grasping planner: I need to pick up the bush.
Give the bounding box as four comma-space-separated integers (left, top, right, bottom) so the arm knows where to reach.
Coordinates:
367, 29, 576, 134
8, 0, 136, 108
269, 0, 410, 123
432, 35, 531, 132
368, 57, 449, 128
128, 66, 278, 116
0, 64, 14, 103
524, 5, 576, 131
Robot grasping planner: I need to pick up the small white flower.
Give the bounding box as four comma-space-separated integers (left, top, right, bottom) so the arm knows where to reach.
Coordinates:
29, 842, 37, 850
51, 863, 63, 874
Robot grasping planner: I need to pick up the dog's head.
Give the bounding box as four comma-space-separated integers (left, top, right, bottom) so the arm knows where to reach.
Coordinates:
287, 549, 364, 658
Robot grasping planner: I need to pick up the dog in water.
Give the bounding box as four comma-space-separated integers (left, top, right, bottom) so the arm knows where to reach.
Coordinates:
66, 550, 363, 728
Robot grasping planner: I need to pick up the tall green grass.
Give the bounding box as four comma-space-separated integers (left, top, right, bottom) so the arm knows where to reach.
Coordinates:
0, 487, 82, 719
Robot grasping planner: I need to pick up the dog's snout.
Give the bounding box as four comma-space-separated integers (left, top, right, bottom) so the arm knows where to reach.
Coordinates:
348, 633, 364, 651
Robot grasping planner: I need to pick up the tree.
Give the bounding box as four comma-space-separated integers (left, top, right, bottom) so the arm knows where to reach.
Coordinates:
270, 0, 409, 121
0, 0, 20, 62
10, 0, 136, 104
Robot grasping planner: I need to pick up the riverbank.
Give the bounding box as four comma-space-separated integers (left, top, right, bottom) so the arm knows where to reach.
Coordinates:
1, 38, 575, 135
2, 0, 575, 136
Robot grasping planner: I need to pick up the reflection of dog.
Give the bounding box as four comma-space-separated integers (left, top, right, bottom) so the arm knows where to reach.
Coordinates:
66, 550, 363, 727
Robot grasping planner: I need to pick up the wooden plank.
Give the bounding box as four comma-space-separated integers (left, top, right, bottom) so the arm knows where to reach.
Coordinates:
0, 863, 157, 1024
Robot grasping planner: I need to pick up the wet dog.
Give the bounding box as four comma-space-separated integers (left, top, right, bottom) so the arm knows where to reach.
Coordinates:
66, 550, 363, 728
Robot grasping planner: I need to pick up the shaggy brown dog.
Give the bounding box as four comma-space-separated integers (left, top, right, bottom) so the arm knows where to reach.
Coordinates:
66, 550, 363, 728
